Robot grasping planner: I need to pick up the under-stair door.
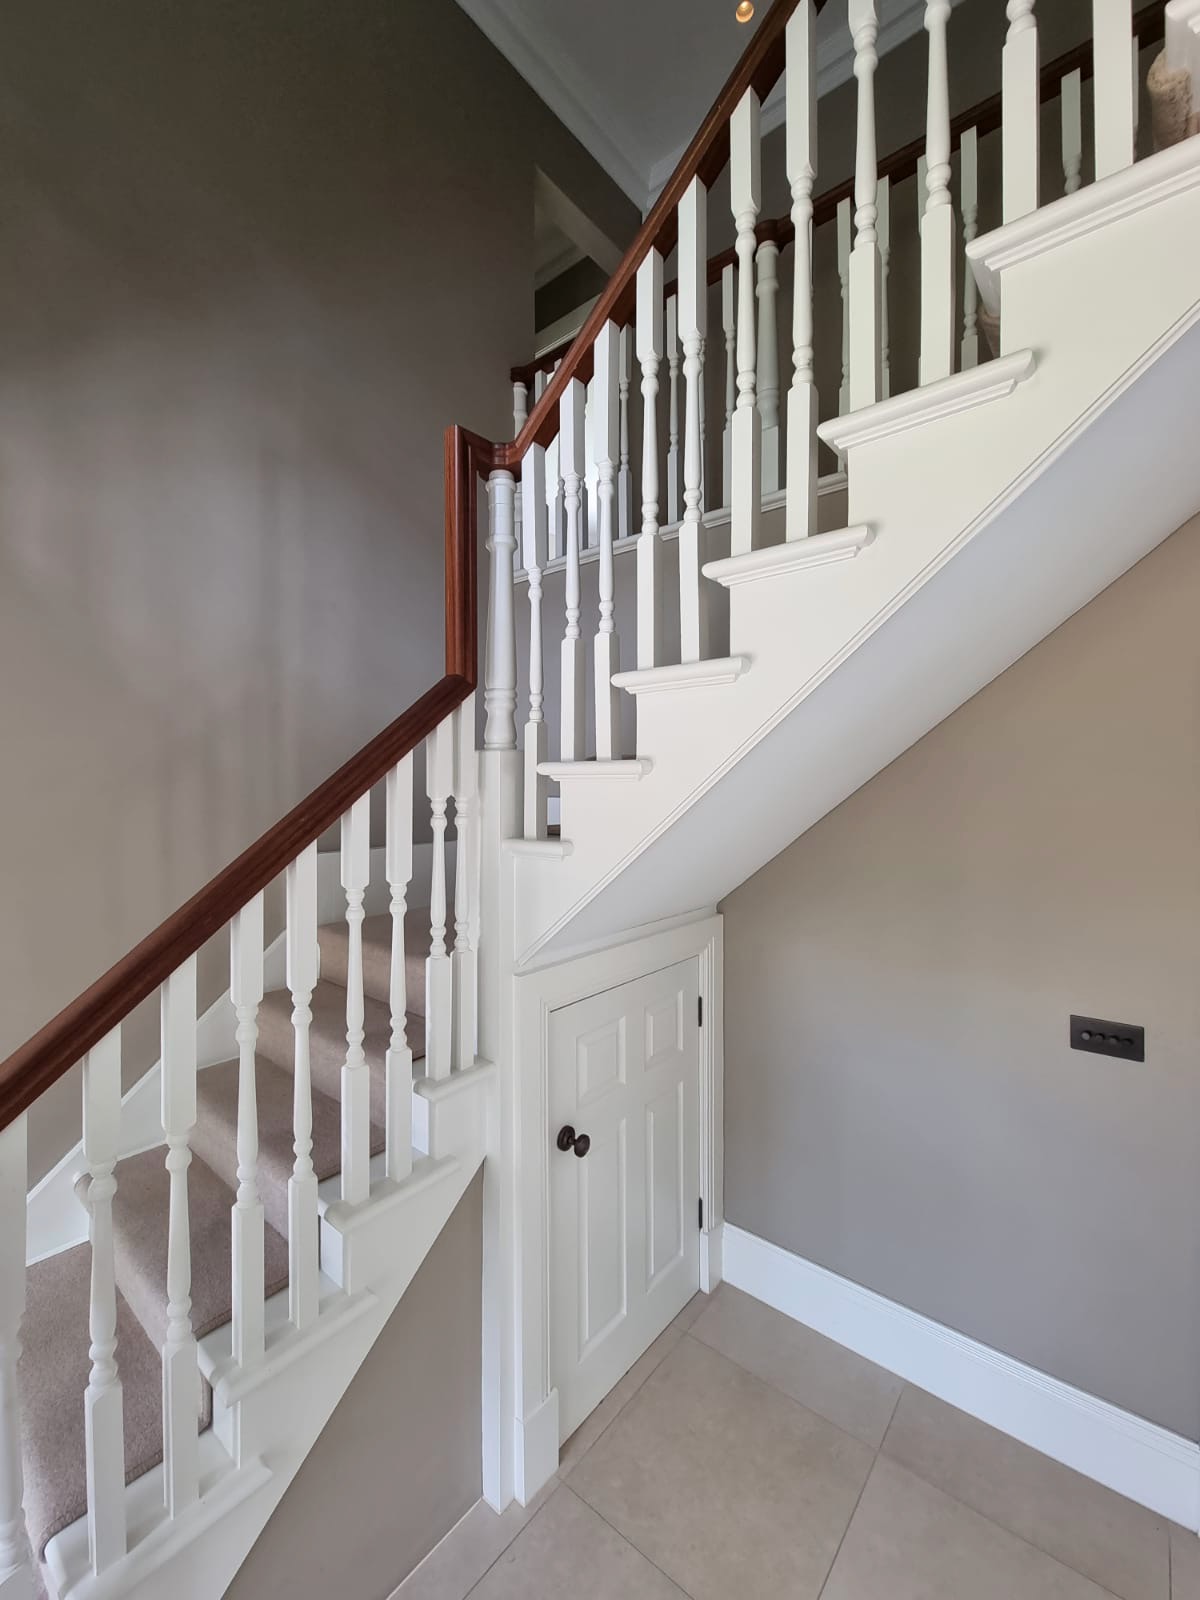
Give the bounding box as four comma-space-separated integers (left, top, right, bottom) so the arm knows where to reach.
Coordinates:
549, 960, 700, 1443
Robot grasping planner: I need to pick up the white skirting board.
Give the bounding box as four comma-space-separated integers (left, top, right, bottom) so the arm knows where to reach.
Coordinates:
721, 1224, 1200, 1531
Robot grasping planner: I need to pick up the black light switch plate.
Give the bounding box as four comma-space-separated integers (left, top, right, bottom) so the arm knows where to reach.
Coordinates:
1070, 1015, 1144, 1062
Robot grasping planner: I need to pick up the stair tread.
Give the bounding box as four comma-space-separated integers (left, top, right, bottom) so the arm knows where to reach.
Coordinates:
317, 908, 432, 1012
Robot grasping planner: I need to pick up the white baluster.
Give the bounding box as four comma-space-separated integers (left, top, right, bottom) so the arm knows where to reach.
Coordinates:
618, 326, 633, 543
0, 1116, 32, 1598
522, 446, 550, 836
960, 126, 981, 370
1003, 2, 1039, 222
541, 368, 564, 562
721, 263, 736, 508
730, 90, 762, 557
231, 893, 265, 1373
879, 175, 892, 398
425, 718, 454, 1080
285, 843, 320, 1326
678, 176, 709, 663
484, 469, 518, 752
559, 379, 587, 759
756, 235, 781, 495
592, 321, 621, 759
786, 0, 818, 541
161, 959, 198, 1518
83, 1028, 126, 1572
1061, 68, 1083, 194
584, 380, 599, 551
385, 755, 415, 1178
452, 694, 480, 1070
849, 0, 882, 411
665, 295, 681, 526
920, 0, 956, 386
836, 197, 851, 420
512, 380, 528, 531
1094, 0, 1135, 179
339, 794, 371, 1205
636, 250, 665, 669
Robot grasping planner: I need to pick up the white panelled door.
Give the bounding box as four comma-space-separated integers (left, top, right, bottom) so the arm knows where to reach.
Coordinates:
549, 959, 701, 1442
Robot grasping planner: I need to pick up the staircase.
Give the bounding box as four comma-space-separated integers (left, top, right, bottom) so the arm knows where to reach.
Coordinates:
2, 1, 1200, 1595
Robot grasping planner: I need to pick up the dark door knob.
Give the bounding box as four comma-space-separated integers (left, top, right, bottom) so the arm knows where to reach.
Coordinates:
557, 1124, 591, 1158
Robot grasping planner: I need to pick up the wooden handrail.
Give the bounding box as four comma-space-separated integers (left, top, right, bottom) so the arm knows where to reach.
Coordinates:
510, 0, 1165, 390
0, 426, 489, 1134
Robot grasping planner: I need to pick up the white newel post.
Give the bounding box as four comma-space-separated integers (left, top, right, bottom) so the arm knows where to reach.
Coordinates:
678, 176, 709, 662
1061, 68, 1083, 194
384, 756, 415, 1179
920, 0, 955, 385
960, 126, 980, 370
836, 197, 851, 421
592, 321, 622, 759
618, 326, 633, 543
231, 895, 265, 1375
161, 959, 199, 1519
721, 264, 736, 509
425, 716, 455, 1081
339, 795, 371, 1205
786, 1, 818, 541
756, 235, 781, 495
730, 90, 763, 557
559, 380, 587, 759
879, 175, 892, 398
484, 470, 518, 754
665, 295, 681, 526
1094, 0, 1135, 179
452, 695, 480, 1071
286, 843, 321, 1325
522, 446, 549, 837
848, 0, 882, 411
1003, 2, 1039, 222
83, 1028, 126, 1573
636, 249, 665, 669
0, 1117, 32, 1600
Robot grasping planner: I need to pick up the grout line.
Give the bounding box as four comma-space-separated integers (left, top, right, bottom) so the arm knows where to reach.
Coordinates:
562, 1483, 695, 1598
460, 1482, 562, 1600
877, 1379, 906, 1451
816, 1452, 879, 1598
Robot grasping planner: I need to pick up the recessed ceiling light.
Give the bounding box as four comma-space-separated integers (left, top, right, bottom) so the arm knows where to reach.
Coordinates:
735, 0, 755, 20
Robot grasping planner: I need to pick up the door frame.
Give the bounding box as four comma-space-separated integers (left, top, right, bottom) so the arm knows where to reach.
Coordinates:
507, 913, 724, 1505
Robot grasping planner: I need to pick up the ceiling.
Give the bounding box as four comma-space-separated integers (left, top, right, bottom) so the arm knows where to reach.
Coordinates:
455, 0, 932, 211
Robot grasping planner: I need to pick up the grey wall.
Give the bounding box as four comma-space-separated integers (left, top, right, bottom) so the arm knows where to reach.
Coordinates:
0, 0, 638, 1183
721, 514, 1200, 1438
226, 1173, 484, 1600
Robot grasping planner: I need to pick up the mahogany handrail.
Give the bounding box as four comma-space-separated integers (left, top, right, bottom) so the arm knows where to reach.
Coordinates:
510, 0, 1165, 391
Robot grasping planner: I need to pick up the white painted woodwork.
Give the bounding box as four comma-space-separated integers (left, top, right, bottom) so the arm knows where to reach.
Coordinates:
425, 715, 455, 1081
665, 295, 681, 526
636, 250, 665, 670
484, 470, 518, 752
730, 89, 763, 557
848, 0, 883, 411
512, 380, 527, 528
338, 795, 372, 1205
592, 321, 622, 760
1061, 68, 1083, 195
384, 757, 415, 1176
879, 175, 892, 398
549, 960, 701, 1440
160, 959, 199, 1519
721, 264, 735, 508
0, 1117, 31, 1594
756, 236, 781, 494
787, 1, 819, 539
522, 447, 550, 837
698, 335, 708, 515
920, 0, 956, 385
542, 367, 565, 564
231, 893, 265, 1373
1094, 0, 1135, 179
1003, 1, 1039, 221
584, 377, 599, 552
836, 197, 852, 420
452, 696, 480, 1070
559, 378, 587, 759
677, 176, 709, 663
83, 1027, 126, 1573
960, 126, 981, 370
617, 325, 633, 542
285, 843, 321, 1325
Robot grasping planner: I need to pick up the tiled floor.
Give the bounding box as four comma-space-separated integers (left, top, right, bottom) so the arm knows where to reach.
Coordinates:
395, 1284, 1196, 1600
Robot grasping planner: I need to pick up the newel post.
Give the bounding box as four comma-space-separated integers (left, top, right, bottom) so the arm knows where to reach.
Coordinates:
484, 468, 518, 753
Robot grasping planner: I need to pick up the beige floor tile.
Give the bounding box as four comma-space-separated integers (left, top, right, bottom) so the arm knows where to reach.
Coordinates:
559, 1323, 685, 1478
670, 1290, 708, 1333
393, 1479, 558, 1600
569, 1331, 873, 1600
823, 1457, 1120, 1600
1172, 1525, 1200, 1599
467, 1485, 688, 1599
882, 1386, 1170, 1600
689, 1285, 903, 1448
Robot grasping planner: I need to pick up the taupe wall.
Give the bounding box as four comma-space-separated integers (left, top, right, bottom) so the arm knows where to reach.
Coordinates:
0, 1, 637, 1182
226, 1173, 484, 1600
721, 515, 1200, 1439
